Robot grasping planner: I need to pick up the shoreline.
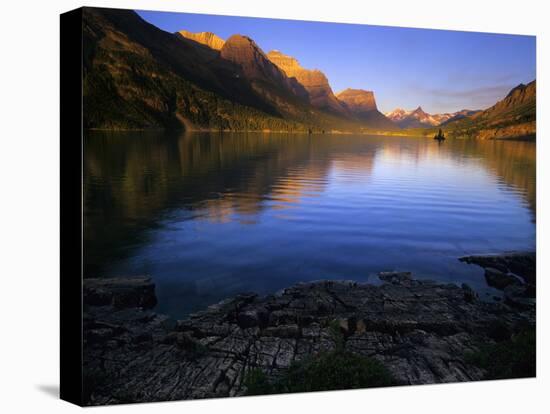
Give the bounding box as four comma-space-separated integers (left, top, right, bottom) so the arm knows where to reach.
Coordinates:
85, 127, 535, 141
85, 127, 418, 136
83, 252, 535, 405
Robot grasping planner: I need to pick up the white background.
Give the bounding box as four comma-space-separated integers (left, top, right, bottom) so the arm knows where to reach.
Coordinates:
0, 0, 548, 412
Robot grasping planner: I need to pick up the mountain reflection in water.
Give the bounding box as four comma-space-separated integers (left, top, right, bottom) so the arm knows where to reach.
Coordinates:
84, 131, 535, 318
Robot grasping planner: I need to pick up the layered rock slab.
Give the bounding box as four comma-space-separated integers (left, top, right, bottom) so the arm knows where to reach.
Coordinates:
83, 267, 535, 405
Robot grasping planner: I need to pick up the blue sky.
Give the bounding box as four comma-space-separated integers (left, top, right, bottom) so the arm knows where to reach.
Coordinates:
137, 9, 535, 114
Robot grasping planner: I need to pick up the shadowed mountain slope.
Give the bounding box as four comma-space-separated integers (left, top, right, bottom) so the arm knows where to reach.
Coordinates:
82, 8, 393, 132
220, 36, 310, 105
83, 8, 349, 131
441, 81, 536, 139
83, 8, 298, 130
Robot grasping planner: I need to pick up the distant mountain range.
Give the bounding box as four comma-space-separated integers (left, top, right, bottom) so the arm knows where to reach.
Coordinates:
82, 7, 535, 138
385, 107, 481, 128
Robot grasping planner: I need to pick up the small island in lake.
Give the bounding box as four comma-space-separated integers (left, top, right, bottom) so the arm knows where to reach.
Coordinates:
434, 128, 446, 141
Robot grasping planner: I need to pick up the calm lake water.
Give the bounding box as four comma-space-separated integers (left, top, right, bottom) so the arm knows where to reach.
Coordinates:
84, 132, 536, 318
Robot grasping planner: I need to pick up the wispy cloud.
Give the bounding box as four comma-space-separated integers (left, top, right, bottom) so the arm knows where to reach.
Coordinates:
445, 71, 521, 85
407, 83, 515, 112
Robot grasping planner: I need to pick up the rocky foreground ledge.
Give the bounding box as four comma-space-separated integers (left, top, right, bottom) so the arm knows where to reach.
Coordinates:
83, 253, 536, 405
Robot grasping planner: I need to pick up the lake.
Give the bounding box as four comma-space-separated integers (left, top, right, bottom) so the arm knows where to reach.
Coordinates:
84, 132, 536, 318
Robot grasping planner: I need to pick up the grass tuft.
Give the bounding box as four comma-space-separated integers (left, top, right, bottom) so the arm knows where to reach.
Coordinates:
244, 350, 395, 395
465, 328, 535, 380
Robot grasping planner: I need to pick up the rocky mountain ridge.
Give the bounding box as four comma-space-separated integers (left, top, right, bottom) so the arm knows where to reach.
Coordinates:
220, 36, 309, 101
178, 30, 225, 50
83, 8, 395, 132
476, 81, 535, 120
336, 88, 377, 112
441, 80, 536, 139
385, 106, 479, 128
266, 50, 348, 115
83, 8, 320, 131
337, 88, 398, 130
